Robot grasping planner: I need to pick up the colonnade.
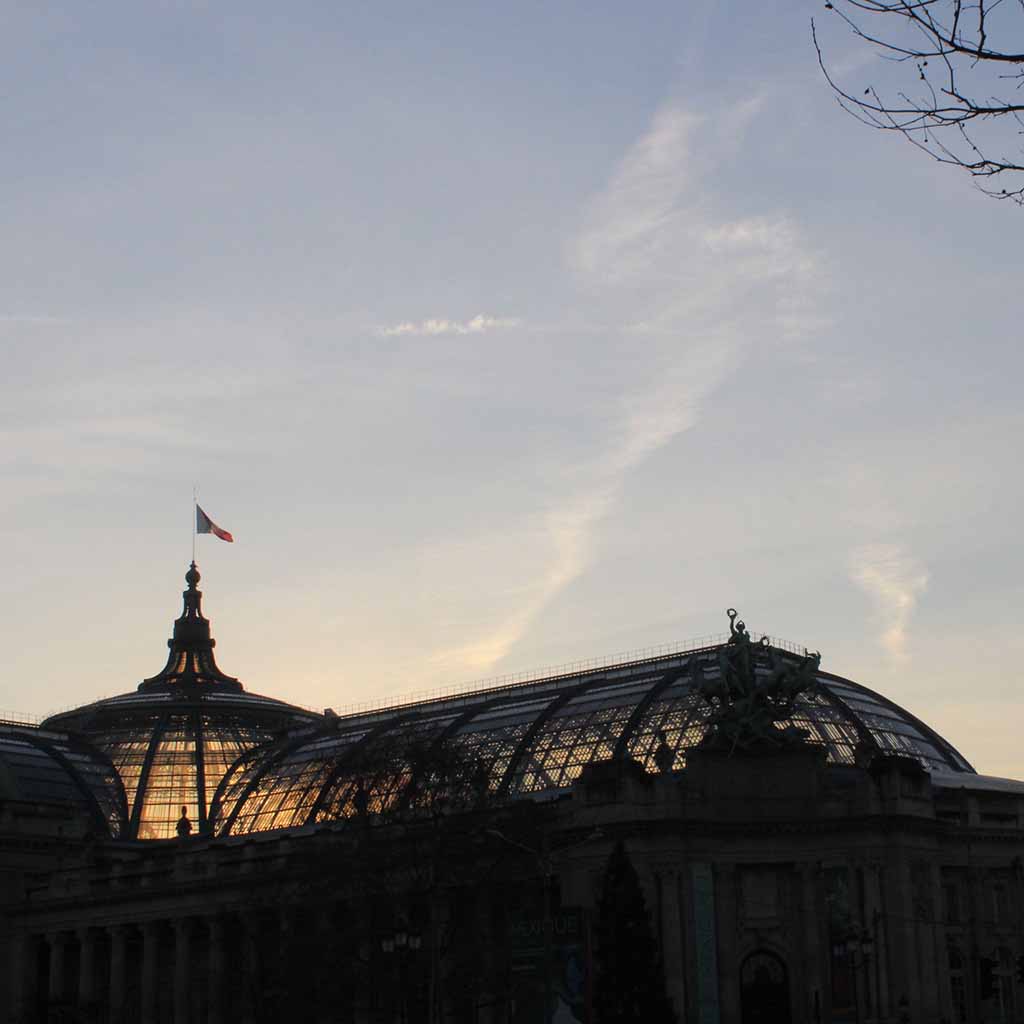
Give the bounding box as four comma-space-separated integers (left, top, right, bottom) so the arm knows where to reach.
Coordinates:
10, 887, 524, 1024
12, 911, 274, 1024
12, 907, 466, 1024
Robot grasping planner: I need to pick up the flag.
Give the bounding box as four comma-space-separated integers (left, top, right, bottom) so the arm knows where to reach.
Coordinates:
196, 505, 234, 543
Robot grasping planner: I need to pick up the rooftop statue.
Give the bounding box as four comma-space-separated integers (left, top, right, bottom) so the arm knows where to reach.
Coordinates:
176, 806, 193, 839
695, 609, 822, 754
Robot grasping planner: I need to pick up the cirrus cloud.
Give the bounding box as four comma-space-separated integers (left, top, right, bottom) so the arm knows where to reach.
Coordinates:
850, 543, 929, 662
425, 96, 827, 680
377, 314, 522, 338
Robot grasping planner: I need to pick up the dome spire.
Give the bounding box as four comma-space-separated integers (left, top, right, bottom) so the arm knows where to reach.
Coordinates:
138, 562, 242, 692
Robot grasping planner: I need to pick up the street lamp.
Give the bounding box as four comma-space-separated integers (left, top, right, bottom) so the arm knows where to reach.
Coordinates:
381, 925, 424, 1024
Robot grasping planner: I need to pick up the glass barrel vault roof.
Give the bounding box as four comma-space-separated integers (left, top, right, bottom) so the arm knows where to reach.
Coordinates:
210, 643, 974, 837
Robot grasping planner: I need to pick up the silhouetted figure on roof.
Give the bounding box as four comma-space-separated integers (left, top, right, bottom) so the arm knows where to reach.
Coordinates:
653, 730, 675, 773
176, 806, 193, 838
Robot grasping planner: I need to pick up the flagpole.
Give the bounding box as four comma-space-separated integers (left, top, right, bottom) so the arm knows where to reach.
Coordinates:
192, 485, 197, 564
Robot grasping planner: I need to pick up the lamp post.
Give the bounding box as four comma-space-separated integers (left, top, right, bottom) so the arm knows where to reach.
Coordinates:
381, 925, 424, 1024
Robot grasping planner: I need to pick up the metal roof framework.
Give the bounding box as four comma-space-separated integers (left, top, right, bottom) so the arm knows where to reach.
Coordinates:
210, 645, 975, 837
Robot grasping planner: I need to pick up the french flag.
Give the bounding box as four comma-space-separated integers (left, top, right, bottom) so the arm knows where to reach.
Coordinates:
196, 505, 234, 543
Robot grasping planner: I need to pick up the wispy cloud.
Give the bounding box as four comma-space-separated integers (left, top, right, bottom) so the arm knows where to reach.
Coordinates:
0, 314, 70, 325
850, 543, 929, 662
571, 108, 703, 286
427, 97, 826, 679
827, 46, 882, 82
377, 314, 521, 338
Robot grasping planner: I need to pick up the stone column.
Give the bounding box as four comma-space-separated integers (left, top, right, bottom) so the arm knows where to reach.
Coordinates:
239, 912, 261, 1024
109, 925, 130, 1024
864, 865, 889, 1024
473, 889, 500, 1024
691, 862, 721, 1024
47, 931, 68, 1007
922, 862, 946, 1024
315, 907, 336, 1024
659, 868, 688, 1022
9, 932, 39, 1024
800, 864, 824, 1024
174, 918, 192, 1024
141, 921, 162, 1024
278, 903, 293, 1018
207, 916, 226, 1024
884, 850, 921, 1023
716, 865, 739, 1024
78, 927, 99, 1011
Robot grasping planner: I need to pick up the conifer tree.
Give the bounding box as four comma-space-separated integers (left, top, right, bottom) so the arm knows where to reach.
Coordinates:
594, 841, 675, 1024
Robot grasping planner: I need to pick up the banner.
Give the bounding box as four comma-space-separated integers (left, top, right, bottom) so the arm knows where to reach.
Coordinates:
510, 907, 590, 1024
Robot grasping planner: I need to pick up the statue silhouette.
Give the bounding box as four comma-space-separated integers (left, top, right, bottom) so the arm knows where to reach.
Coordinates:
176, 806, 193, 838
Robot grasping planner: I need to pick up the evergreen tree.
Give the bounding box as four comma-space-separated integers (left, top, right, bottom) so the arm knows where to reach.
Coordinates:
594, 841, 675, 1024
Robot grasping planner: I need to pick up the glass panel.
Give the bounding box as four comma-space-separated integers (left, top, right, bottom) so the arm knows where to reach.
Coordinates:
200, 714, 277, 820
508, 678, 654, 794
626, 675, 706, 771
339, 714, 477, 821
447, 694, 557, 791
80, 712, 164, 817
136, 715, 198, 840
227, 729, 370, 835
787, 690, 862, 765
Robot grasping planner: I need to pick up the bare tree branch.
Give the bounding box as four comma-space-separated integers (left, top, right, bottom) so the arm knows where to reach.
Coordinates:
813, 0, 1024, 203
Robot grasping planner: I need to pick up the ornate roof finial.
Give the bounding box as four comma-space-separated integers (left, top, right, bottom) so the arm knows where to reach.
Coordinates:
138, 563, 242, 693
182, 562, 203, 619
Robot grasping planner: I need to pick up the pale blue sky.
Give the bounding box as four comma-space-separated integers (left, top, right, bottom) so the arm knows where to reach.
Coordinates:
3, 2, 1021, 778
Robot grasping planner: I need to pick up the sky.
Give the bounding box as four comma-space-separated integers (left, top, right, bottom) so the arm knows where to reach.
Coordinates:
3, 2, 1022, 779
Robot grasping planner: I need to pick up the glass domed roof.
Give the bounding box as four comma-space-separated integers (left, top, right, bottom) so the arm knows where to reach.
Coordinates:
41, 585, 975, 843
210, 632, 974, 837
44, 564, 319, 839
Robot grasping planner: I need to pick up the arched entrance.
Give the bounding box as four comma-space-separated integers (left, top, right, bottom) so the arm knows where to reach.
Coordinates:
741, 950, 791, 1024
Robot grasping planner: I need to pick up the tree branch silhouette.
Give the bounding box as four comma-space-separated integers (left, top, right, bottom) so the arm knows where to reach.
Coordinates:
813, 0, 1024, 203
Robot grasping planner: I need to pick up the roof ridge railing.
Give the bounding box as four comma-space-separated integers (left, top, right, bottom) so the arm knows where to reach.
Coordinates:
0, 709, 45, 727
316, 631, 808, 721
